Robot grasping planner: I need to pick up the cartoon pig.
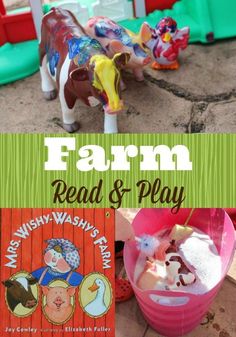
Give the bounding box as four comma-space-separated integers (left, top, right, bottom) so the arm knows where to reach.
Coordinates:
42, 286, 75, 324
32, 238, 83, 286
85, 16, 151, 82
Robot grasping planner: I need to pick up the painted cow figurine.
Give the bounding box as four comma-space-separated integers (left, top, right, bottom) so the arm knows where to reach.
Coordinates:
165, 240, 196, 288
136, 17, 190, 70
85, 16, 151, 82
39, 8, 130, 133
2, 276, 38, 312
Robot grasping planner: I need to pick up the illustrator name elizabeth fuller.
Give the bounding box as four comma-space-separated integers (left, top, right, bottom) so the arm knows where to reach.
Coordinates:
65, 326, 111, 332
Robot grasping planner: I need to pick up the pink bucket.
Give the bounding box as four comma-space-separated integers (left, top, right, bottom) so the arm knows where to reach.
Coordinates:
124, 208, 235, 337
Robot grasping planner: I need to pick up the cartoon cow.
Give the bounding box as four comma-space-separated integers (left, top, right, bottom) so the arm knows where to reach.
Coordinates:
2, 276, 38, 312
32, 238, 83, 286
39, 8, 130, 133
85, 16, 151, 82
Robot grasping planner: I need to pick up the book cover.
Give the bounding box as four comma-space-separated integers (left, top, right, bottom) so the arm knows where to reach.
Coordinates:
0, 209, 114, 337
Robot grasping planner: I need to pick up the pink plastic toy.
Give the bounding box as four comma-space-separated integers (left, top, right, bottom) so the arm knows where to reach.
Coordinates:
124, 208, 235, 337
85, 16, 152, 82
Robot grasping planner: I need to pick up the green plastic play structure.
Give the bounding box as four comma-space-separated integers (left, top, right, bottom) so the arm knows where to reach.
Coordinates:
1, 0, 236, 85
120, 0, 236, 43
0, 41, 39, 84
0, 1, 97, 85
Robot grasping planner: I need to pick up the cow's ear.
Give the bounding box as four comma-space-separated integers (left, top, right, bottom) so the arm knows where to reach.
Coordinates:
112, 52, 130, 69
2, 280, 13, 288
67, 287, 76, 297
140, 22, 153, 43
27, 276, 38, 285
109, 40, 124, 54
41, 286, 49, 295
69, 68, 89, 82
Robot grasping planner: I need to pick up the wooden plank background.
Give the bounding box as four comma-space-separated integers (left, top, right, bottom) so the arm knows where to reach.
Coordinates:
0, 209, 114, 337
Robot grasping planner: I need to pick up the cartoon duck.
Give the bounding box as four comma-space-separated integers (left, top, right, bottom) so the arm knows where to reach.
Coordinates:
84, 278, 107, 317
140, 17, 189, 70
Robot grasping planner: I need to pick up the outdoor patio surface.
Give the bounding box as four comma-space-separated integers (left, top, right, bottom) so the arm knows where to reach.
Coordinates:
1, 39, 236, 133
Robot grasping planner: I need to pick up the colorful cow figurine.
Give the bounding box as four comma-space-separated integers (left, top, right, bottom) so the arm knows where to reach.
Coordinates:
39, 8, 130, 133
136, 17, 190, 70
85, 16, 152, 82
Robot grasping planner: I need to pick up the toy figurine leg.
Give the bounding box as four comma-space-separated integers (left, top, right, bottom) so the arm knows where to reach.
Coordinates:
59, 87, 79, 133
133, 68, 144, 81
40, 56, 57, 101
59, 56, 79, 133
120, 78, 127, 91
104, 113, 118, 134
152, 61, 180, 70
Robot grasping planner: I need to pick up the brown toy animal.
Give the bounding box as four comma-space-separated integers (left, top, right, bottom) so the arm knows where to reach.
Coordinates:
39, 8, 130, 133
165, 240, 196, 288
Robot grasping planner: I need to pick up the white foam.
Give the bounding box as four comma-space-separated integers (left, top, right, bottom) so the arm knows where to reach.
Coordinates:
134, 227, 222, 294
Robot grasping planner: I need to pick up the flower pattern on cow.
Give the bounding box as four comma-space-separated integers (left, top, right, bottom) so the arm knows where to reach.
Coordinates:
67, 36, 105, 66
46, 46, 60, 77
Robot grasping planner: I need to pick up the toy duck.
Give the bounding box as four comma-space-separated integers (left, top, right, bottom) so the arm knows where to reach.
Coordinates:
140, 17, 190, 70
84, 278, 107, 316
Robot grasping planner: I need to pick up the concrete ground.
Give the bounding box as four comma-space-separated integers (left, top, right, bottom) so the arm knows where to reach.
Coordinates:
0, 39, 236, 133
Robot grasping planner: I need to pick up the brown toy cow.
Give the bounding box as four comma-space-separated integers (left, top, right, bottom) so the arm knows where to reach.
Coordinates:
165, 240, 196, 288
39, 8, 130, 133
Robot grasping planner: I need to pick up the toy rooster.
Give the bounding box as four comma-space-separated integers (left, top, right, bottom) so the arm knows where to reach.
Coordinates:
141, 17, 190, 70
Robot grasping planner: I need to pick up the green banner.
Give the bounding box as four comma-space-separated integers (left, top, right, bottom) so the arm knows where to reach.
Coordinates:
0, 133, 235, 210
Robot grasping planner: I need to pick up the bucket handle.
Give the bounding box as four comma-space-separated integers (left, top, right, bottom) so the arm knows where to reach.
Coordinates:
148, 294, 190, 306
138, 288, 198, 301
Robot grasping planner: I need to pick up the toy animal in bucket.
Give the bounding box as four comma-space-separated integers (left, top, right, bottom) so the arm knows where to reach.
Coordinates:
135, 211, 197, 291
124, 208, 235, 337
39, 8, 130, 133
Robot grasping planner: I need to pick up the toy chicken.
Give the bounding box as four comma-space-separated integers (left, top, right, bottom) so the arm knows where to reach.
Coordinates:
141, 17, 190, 70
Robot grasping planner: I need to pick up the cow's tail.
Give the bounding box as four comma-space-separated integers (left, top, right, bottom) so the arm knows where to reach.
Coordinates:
38, 13, 48, 67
